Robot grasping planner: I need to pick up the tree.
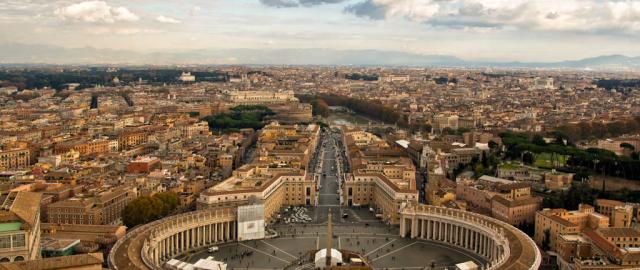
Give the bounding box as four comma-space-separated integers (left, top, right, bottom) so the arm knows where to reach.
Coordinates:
441, 127, 454, 135
532, 134, 547, 146
474, 164, 485, 177
621, 143, 635, 156
202, 105, 275, 131
90, 94, 98, 109
522, 151, 535, 165
315, 98, 330, 117
488, 140, 499, 151
481, 151, 489, 168
122, 192, 179, 228
541, 229, 551, 251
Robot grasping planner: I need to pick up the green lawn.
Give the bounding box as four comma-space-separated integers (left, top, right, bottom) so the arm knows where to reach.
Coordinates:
535, 152, 567, 169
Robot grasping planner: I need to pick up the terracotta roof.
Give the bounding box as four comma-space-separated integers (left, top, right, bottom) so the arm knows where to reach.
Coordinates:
492, 195, 542, 207
0, 253, 103, 270
547, 214, 578, 228
41, 223, 125, 234
9, 192, 41, 228
598, 227, 640, 238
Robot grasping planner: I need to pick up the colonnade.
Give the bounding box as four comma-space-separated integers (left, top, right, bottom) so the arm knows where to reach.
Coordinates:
399, 205, 542, 270
140, 209, 237, 269
403, 217, 503, 262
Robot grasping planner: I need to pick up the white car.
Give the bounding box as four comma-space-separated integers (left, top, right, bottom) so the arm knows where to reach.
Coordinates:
208, 246, 219, 253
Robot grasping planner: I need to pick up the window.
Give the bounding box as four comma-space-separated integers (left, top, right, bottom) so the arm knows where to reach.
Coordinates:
0, 236, 10, 249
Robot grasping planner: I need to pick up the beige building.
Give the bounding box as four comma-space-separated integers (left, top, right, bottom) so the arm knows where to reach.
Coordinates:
456, 175, 542, 224
535, 204, 609, 252
544, 171, 574, 190
432, 114, 459, 132
491, 195, 542, 226
46, 186, 137, 225
0, 148, 30, 171
596, 199, 634, 228
341, 128, 419, 224
0, 192, 42, 262
557, 228, 640, 270
198, 123, 319, 222
221, 90, 298, 105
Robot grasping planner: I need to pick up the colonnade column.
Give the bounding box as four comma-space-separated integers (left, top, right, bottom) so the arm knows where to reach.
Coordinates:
465, 228, 471, 250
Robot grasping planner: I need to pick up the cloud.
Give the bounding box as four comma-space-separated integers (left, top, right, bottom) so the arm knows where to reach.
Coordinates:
260, 0, 347, 8
191, 6, 202, 16
54, 1, 138, 23
87, 26, 164, 35
156, 15, 181, 24
344, 0, 640, 34
344, 0, 386, 19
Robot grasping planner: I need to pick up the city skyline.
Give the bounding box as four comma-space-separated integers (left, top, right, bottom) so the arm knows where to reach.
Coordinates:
2, 0, 640, 63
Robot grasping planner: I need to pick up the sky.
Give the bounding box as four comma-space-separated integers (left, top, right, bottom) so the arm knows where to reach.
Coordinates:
1, 0, 640, 62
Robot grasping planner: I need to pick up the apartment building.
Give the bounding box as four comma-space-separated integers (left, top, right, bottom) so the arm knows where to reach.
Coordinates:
596, 199, 634, 228
557, 228, 640, 270
456, 175, 541, 225
0, 148, 30, 171
46, 186, 137, 225
535, 204, 610, 252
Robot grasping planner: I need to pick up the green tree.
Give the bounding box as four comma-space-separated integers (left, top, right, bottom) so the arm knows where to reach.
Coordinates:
122, 192, 180, 228
522, 151, 535, 165
541, 229, 551, 251
474, 164, 485, 177
620, 143, 635, 155
532, 134, 547, 146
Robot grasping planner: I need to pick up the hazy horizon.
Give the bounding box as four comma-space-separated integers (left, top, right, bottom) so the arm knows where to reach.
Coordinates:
2, 0, 640, 63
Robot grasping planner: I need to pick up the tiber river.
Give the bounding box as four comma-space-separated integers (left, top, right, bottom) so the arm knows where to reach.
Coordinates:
324, 111, 381, 126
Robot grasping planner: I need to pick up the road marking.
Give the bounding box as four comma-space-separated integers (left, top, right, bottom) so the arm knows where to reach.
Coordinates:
370, 242, 417, 262
380, 267, 426, 270
415, 239, 485, 265
260, 240, 297, 260
234, 268, 282, 270
364, 239, 396, 257
238, 243, 291, 264
347, 209, 361, 221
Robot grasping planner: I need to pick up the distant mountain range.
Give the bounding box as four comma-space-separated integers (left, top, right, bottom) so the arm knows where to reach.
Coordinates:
1, 43, 639, 70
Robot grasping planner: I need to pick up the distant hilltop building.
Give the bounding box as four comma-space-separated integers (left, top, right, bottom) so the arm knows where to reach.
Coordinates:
379, 74, 410, 83
178, 72, 196, 82
221, 90, 297, 105
220, 90, 311, 123
533, 77, 555, 90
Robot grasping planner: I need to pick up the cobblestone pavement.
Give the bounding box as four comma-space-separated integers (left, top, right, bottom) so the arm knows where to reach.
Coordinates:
186, 222, 486, 269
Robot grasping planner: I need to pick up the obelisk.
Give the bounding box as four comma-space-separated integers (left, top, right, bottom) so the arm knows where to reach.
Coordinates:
326, 209, 333, 267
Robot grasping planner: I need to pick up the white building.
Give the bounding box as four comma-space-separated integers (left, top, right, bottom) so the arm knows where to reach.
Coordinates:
179, 72, 196, 82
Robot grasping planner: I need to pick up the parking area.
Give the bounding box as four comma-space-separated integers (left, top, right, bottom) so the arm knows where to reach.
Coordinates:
279, 206, 312, 224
